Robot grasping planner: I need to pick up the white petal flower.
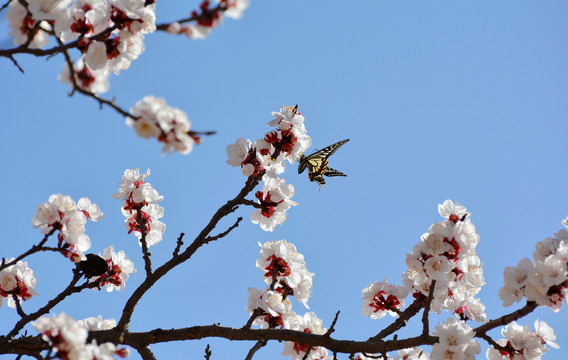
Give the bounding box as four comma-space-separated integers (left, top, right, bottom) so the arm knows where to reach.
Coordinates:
59, 57, 110, 95
32, 202, 60, 232
76, 316, 116, 330
77, 197, 104, 221
223, 0, 249, 19
111, 0, 156, 33
85, 41, 108, 70
27, 0, 72, 21
95, 245, 136, 292
431, 318, 479, 360
361, 278, 409, 319
7, 2, 50, 48
0, 259, 39, 308
392, 348, 430, 360
256, 240, 313, 307
33, 313, 88, 354
226, 138, 252, 167
251, 177, 297, 232
246, 287, 293, 329
127, 96, 196, 154
438, 199, 467, 220
424, 256, 455, 281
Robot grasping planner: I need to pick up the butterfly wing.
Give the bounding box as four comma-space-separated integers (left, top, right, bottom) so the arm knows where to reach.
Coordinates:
323, 167, 347, 177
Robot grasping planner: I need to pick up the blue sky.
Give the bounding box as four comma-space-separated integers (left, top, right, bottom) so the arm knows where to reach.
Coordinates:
1, 1, 568, 359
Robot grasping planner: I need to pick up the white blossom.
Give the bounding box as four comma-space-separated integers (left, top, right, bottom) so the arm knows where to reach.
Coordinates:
0, 259, 39, 308
431, 318, 479, 360
361, 278, 409, 319
127, 96, 195, 155
77, 316, 116, 331
257, 240, 314, 307
251, 177, 297, 232
7, 1, 50, 48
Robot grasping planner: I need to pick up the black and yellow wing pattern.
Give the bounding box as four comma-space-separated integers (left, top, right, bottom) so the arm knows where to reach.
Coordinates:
298, 139, 349, 189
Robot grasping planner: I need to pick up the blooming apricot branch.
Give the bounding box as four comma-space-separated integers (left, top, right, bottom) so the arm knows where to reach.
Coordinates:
1, 0, 246, 155
0, 107, 566, 360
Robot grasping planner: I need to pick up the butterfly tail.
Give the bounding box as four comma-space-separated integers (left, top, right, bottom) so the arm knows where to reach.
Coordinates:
323, 167, 347, 177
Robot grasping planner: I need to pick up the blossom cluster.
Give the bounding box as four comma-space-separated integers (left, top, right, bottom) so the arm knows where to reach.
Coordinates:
6, 0, 249, 96
402, 200, 487, 322
113, 169, 165, 247
226, 105, 312, 231
87, 246, 136, 292
361, 278, 409, 319
7, 0, 157, 94
486, 320, 559, 360
499, 224, 568, 312
32, 194, 103, 262
33, 313, 129, 359
126, 96, 198, 155
0, 259, 39, 309
431, 317, 480, 360
166, 0, 249, 39
247, 240, 328, 360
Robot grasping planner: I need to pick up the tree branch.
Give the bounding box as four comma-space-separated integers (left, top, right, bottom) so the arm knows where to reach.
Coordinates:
3, 325, 440, 356
0, 25, 118, 58
204, 216, 243, 243
473, 301, 538, 337
367, 295, 425, 342
0, 228, 56, 272
133, 344, 156, 360
244, 340, 266, 360
6, 271, 106, 339
136, 207, 153, 277
421, 280, 436, 336
172, 233, 185, 257
116, 173, 264, 331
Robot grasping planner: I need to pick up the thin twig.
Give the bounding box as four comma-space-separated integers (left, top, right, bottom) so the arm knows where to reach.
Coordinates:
0, 24, 118, 58
203, 217, 243, 243
244, 340, 266, 360
242, 308, 265, 330
0, 228, 56, 272
11, 293, 26, 318
54, 33, 137, 119
172, 233, 185, 257
188, 130, 217, 137
136, 207, 153, 277
473, 301, 538, 337
0, 0, 13, 13
204, 344, 212, 360
22, 22, 43, 48
7, 55, 24, 73
421, 279, 436, 336
324, 311, 340, 337
367, 295, 425, 342
241, 199, 261, 208
478, 333, 508, 352
155, 4, 225, 30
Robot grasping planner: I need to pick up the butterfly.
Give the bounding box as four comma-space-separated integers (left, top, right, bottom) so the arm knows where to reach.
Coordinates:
298, 139, 349, 189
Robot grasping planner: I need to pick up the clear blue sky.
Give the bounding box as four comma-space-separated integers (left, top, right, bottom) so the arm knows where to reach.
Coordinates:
1, 1, 567, 359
